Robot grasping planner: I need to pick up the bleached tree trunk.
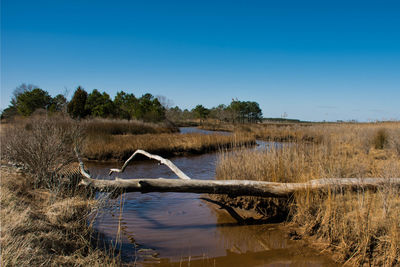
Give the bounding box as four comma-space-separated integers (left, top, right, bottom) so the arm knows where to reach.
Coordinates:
79, 176, 400, 198
76, 149, 400, 198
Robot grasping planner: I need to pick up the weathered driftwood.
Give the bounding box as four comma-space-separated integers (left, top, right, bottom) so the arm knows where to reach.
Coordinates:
76, 149, 400, 198
108, 149, 191, 180
79, 176, 400, 198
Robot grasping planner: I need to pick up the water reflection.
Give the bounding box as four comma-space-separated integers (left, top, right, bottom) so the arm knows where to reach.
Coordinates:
88, 151, 337, 266
88, 128, 334, 266
179, 127, 231, 136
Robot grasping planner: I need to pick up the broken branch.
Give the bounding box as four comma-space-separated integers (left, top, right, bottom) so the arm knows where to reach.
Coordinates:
108, 149, 191, 180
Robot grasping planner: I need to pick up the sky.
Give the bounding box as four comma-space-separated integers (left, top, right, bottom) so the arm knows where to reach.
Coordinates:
1, 0, 399, 121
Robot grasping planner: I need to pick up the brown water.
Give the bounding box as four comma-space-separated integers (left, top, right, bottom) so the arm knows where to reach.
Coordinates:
87, 128, 338, 266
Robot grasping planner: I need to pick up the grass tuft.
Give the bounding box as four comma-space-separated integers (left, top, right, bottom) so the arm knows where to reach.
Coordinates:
373, 128, 389, 149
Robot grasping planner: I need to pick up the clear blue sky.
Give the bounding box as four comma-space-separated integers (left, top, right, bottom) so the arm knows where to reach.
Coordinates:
1, 0, 399, 121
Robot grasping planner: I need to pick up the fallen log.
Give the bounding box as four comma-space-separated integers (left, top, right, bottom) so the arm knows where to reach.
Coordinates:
76, 149, 400, 198
79, 176, 400, 198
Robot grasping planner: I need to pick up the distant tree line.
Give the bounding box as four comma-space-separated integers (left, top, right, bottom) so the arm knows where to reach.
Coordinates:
167, 99, 263, 124
2, 84, 166, 122
1, 83, 263, 124
66, 87, 165, 121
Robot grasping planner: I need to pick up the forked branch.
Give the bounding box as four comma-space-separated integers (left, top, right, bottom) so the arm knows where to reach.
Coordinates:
108, 149, 191, 180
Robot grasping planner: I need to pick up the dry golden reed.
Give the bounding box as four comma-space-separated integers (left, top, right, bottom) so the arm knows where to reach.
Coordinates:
0, 165, 119, 267
82, 118, 178, 136
83, 132, 256, 161
216, 122, 400, 266
1, 115, 120, 266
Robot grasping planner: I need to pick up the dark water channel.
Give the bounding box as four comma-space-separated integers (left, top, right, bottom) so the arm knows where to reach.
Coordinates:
87, 128, 337, 266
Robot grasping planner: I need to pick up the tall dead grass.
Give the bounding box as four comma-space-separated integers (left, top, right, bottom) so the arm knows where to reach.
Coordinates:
0, 165, 119, 266
83, 132, 256, 161
216, 122, 400, 266
1, 115, 120, 266
82, 118, 178, 136
198, 121, 317, 140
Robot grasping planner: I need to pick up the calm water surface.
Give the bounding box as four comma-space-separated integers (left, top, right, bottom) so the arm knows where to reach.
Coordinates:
87, 128, 337, 266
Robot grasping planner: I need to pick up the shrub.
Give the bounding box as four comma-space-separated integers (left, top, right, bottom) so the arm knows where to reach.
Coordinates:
1, 115, 83, 189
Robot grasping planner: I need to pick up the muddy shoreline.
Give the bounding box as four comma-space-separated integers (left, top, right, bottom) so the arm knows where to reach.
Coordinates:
203, 194, 343, 264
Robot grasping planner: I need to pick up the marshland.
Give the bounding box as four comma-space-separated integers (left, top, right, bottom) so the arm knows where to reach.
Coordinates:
2, 2, 400, 266
1, 87, 399, 266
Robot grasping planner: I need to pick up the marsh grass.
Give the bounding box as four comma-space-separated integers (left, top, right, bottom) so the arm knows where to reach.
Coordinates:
83, 132, 256, 161
200, 121, 327, 143
0, 165, 119, 266
82, 118, 178, 136
1, 115, 120, 266
216, 122, 400, 266
79, 118, 256, 160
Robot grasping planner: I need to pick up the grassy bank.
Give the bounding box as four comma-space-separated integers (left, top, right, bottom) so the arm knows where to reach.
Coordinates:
82, 118, 178, 136
216, 122, 400, 266
83, 132, 256, 161
0, 164, 119, 266
2, 115, 257, 161
198, 120, 321, 142
80, 118, 256, 161
1, 116, 120, 266
201, 120, 400, 144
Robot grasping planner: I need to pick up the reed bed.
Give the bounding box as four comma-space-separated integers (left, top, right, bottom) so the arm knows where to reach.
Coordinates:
216, 122, 400, 266
199, 121, 323, 142
83, 132, 256, 161
82, 118, 178, 136
247, 122, 400, 145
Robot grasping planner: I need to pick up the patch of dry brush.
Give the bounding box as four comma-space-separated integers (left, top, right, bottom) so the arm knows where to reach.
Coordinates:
0, 165, 118, 266
216, 122, 400, 266
1, 115, 119, 266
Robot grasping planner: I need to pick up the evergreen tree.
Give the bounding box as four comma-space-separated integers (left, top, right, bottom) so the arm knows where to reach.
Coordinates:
228, 99, 262, 123
85, 89, 115, 118
67, 86, 88, 119
49, 94, 68, 113
192, 105, 209, 124
16, 88, 52, 116
114, 91, 138, 120
135, 93, 166, 122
